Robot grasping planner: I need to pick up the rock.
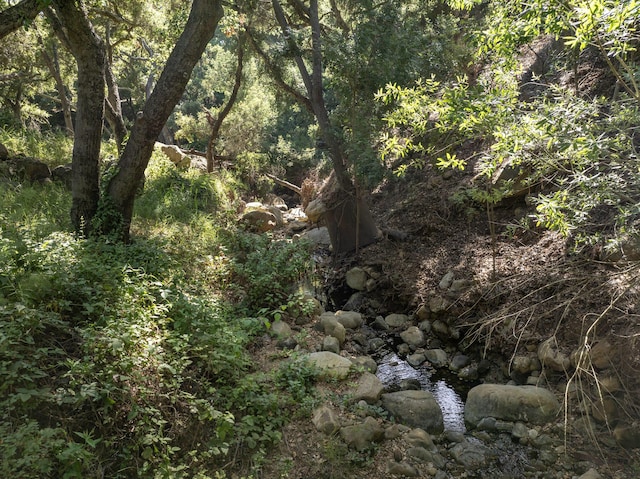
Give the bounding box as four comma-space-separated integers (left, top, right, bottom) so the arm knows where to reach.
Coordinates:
266, 205, 284, 226
299, 227, 331, 247
351, 356, 377, 373
613, 423, 640, 449
368, 337, 385, 352
439, 271, 455, 290
407, 352, 426, 367
385, 313, 410, 328
335, 310, 364, 329
444, 430, 465, 443
416, 304, 430, 321
304, 351, 352, 380
320, 314, 346, 345
11, 156, 51, 183
431, 320, 450, 337
343, 292, 366, 311
157, 143, 191, 168
429, 295, 450, 313
406, 447, 446, 468
241, 209, 277, 232
418, 320, 432, 333
304, 198, 327, 223
591, 396, 619, 423
450, 354, 471, 371
51, 164, 72, 189
400, 326, 426, 349
458, 364, 479, 381
270, 320, 292, 338
512, 355, 539, 375
449, 279, 472, 295
450, 441, 490, 467
538, 337, 571, 372
386, 461, 419, 477
346, 267, 368, 291
578, 468, 603, 479
354, 372, 384, 404
404, 428, 436, 451
381, 390, 444, 434
425, 349, 448, 368
465, 384, 560, 428
589, 339, 616, 369
323, 336, 340, 354
372, 316, 391, 331
0, 142, 9, 160
511, 422, 529, 440
399, 378, 421, 391
340, 416, 384, 451
312, 405, 340, 435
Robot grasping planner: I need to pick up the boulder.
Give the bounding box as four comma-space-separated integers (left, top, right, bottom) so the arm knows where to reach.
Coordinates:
12, 156, 51, 183
312, 405, 340, 435
353, 372, 384, 404
340, 416, 384, 451
334, 310, 364, 329
304, 351, 352, 380
465, 384, 560, 428
381, 390, 444, 434
241, 209, 277, 232
299, 227, 331, 247
425, 349, 448, 368
385, 313, 410, 328
51, 164, 72, 189
320, 314, 346, 345
400, 326, 426, 349
322, 336, 340, 354
270, 320, 292, 339
157, 143, 191, 168
346, 267, 368, 291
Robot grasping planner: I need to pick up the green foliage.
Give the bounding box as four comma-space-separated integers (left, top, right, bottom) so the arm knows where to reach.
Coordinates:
0, 146, 318, 476
0, 127, 74, 166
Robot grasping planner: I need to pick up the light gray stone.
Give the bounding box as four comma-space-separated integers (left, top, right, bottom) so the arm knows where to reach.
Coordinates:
340, 417, 384, 451
578, 468, 603, 479
335, 310, 364, 329
323, 336, 340, 354
538, 337, 571, 372
439, 271, 455, 290
270, 320, 292, 338
381, 390, 444, 434
386, 461, 418, 477
425, 349, 448, 368
354, 372, 384, 404
351, 356, 378, 374
305, 351, 352, 380
385, 313, 410, 328
312, 405, 340, 435
407, 352, 426, 367
465, 384, 561, 428
404, 428, 436, 451
450, 441, 489, 467
346, 267, 368, 291
400, 326, 426, 349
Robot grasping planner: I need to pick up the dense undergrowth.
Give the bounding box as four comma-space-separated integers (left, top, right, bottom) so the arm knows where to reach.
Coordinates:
0, 134, 320, 478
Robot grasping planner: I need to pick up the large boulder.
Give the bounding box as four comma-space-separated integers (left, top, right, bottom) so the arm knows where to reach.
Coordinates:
465, 384, 560, 428
5, 156, 52, 183
381, 390, 444, 434
157, 142, 191, 168
241, 209, 277, 232
304, 351, 352, 380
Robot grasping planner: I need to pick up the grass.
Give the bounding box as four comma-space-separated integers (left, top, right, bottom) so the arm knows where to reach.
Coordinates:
0, 131, 319, 478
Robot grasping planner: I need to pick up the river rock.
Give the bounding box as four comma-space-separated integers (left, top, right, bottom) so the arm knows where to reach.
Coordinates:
312, 405, 341, 435
404, 428, 436, 451
425, 349, 448, 368
450, 353, 470, 371
371, 315, 391, 331
613, 423, 640, 449
323, 336, 340, 354
429, 295, 450, 313
320, 314, 346, 345
354, 372, 384, 404
538, 337, 571, 372
381, 390, 444, 434
431, 320, 450, 337
346, 267, 368, 291
305, 351, 352, 379
386, 461, 419, 477
406, 447, 446, 468
241, 209, 277, 232
270, 320, 292, 338
578, 469, 603, 479
465, 384, 560, 427
439, 271, 455, 290
400, 326, 426, 349
335, 310, 364, 329
340, 416, 384, 451
450, 441, 490, 467
385, 313, 410, 328
351, 356, 377, 373
407, 352, 426, 367
300, 227, 331, 247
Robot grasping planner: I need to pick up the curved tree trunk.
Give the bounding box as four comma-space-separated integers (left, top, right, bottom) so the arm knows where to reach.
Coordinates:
52, 0, 106, 236
105, 0, 224, 241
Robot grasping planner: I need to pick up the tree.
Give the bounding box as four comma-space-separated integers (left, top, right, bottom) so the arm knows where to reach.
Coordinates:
265, 0, 379, 253
104, 0, 224, 241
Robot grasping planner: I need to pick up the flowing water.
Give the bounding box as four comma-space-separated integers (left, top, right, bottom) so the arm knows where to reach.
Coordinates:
376, 352, 468, 432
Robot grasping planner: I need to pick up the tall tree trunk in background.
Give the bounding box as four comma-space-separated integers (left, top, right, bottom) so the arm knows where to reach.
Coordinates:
106, 0, 224, 241
40, 39, 74, 137
272, 0, 379, 253
206, 32, 245, 173
104, 24, 127, 152
52, 0, 106, 236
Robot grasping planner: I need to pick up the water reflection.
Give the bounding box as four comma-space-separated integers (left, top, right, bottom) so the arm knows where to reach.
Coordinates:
376, 353, 466, 432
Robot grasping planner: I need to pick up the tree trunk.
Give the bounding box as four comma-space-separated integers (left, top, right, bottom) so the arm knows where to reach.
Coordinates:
40, 40, 74, 137
104, 24, 127, 152
272, 0, 379, 253
105, 0, 224, 241
52, 0, 106, 236
206, 33, 245, 173
0, 0, 43, 40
